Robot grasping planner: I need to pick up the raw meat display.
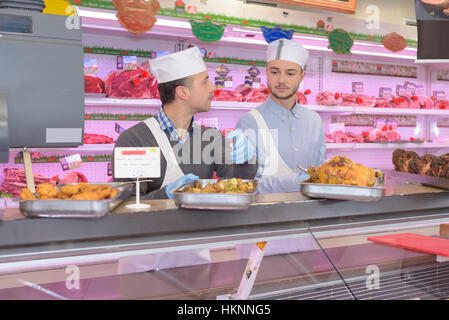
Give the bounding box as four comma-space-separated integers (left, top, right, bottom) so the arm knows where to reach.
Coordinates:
316, 91, 342, 106
104, 66, 157, 99
59, 171, 89, 184
212, 89, 243, 102
317, 91, 436, 109
393, 149, 449, 178
375, 94, 432, 109
297, 89, 311, 105
234, 84, 269, 103
84, 75, 105, 94
148, 72, 160, 99
435, 100, 449, 110
417, 96, 435, 109
338, 93, 377, 108
1, 168, 55, 197
84, 133, 114, 144
325, 131, 364, 143
362, 127, 402, 142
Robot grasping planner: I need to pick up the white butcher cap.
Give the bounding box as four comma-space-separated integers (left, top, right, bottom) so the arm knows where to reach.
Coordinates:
150, 47, 207, 83
266, 39, 309, 70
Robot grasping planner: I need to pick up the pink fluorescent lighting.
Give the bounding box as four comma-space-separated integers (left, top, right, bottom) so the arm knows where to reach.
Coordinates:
77, 8, 192, 29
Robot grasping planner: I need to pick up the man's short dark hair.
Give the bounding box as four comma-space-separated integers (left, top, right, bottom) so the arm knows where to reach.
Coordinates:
158, 76, 193, 105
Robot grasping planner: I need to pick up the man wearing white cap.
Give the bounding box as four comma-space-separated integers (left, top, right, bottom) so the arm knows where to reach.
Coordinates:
234, 39, 326, 194
234, 39, 326, 259
112, 47, 257, 273
113, 47, 257, 200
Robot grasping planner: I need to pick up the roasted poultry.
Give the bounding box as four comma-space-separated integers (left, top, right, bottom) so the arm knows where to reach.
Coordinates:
308, 156, 380, 187
393, 149, 449, 178
20, 183, 121, 200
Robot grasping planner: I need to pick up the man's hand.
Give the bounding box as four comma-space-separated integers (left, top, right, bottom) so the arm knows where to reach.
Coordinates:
227, 130, 255, 164
166, 174, 199, 199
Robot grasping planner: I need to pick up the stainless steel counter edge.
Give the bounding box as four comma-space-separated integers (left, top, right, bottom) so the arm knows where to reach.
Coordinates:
1, 191, 449, 263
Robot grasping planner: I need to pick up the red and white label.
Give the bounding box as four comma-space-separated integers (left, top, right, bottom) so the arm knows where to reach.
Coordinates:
114, 147, 160, 179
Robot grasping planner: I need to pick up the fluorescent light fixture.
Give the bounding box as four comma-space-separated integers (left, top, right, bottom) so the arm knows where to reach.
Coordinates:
77, 8, 191, 29
232, 27, 262, 34
432, 122, 440, 136
221, 36, 267, 45
351, 49, 415, 60
414, 123, 422, 136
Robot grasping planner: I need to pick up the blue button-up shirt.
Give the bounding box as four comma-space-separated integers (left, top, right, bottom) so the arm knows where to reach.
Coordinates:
236, 96, 326, 193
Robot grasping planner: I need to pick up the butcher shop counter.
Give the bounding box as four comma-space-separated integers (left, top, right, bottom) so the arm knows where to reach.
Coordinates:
1, 174, 449, 299
0, 176, 449, 264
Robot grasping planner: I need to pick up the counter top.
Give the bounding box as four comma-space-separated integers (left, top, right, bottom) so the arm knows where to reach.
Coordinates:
1, 179, 449, 264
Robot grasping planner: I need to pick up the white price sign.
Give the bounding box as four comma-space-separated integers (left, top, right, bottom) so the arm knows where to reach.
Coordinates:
114, 147, 160, 179
329, 122, 346, 134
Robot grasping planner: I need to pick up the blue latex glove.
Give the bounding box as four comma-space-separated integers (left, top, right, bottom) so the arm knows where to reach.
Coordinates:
227, 130, 255, 164
166, 174, 199, 199
297, 173, 310, 183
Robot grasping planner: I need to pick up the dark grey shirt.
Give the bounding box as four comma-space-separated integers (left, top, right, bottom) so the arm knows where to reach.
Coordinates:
112, 121, 258, 199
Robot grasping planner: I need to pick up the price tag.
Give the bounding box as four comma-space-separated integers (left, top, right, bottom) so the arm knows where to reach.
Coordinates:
123, 56, 137, 70
433, 91, 446, 101
200, 118, 219, 129
114, 147, 161, 179
329, 122, 345, 134
405, 81, 416, 95
214, 77, 225, 88
375, 118, 387, 129
415, 85, 424, 96
60, 154, 82, 171
379, 87, 392, 98
115, 123, 126, 134
84, 59, 98, 74
116, 56, 123, 70
352, 82, 364, 93
396, 85, 406, 96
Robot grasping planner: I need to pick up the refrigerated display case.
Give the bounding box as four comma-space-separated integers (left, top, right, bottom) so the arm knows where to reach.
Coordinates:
0, 174, 449, 300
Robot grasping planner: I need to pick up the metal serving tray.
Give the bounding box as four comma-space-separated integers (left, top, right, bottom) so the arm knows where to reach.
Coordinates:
172, 179, 258, 210
19, 183, 133, 218
300, 175, 384, 202
387, 170, 449, 190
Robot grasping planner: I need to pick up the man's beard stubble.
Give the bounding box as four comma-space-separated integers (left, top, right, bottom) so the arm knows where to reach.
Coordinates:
268, 84, 300, 101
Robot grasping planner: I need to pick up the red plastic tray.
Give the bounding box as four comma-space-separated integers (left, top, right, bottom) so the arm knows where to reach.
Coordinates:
367, 233, 449, 257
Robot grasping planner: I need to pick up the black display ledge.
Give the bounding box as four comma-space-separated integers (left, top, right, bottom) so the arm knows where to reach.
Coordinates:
1, 190, 449, 263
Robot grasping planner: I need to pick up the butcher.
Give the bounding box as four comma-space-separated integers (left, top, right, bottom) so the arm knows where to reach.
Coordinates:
112, 46, 257, 199
234, 39, 326, 194
112, 47, 257, 273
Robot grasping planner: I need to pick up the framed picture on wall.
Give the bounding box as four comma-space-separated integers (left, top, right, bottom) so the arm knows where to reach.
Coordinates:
272, 0, 356, 14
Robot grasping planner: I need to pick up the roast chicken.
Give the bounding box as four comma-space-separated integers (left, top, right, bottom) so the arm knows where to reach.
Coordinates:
307, 156, 379, 187
393, 149, 449, 178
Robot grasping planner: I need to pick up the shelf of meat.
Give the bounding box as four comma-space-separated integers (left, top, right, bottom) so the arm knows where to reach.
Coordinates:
85, 73, 449, 115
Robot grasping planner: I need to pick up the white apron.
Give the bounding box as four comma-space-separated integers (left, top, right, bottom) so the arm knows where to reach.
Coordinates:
117, 117, 211, 274
236, 109, 317, 259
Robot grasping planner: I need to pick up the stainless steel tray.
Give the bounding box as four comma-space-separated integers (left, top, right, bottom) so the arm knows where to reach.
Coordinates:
387, 170, 449, 190
300, 175, 384, 202
19, 183, 133, 218
172, 179, 258, 210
